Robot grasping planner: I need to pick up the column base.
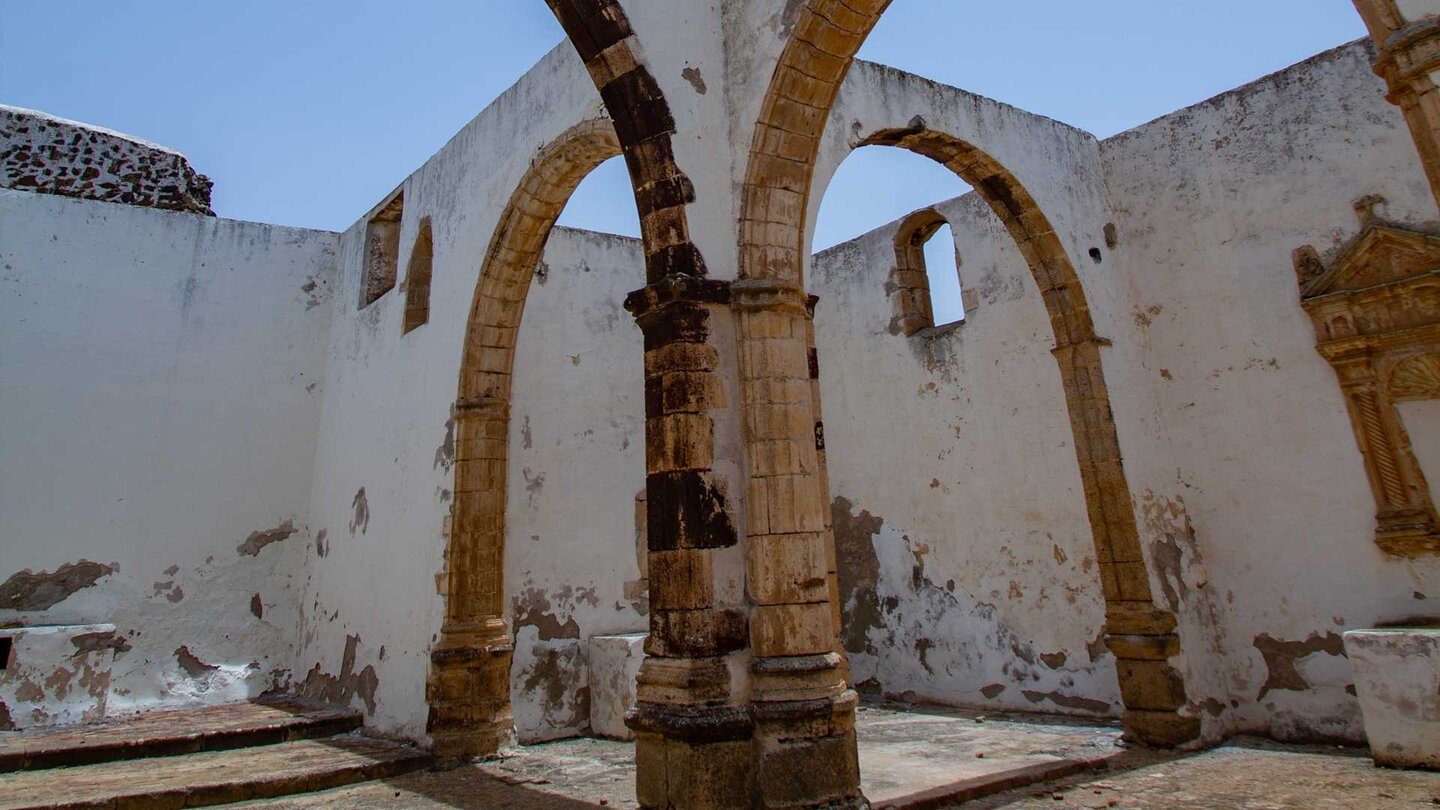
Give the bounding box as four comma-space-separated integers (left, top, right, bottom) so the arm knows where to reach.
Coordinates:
630, 703, 754, 810
752, 692, 867, 810
426, 623, 514, 761
1375, 510, 1440, 556
1121, 709, 1203, 748
1105, 606, 1201, 749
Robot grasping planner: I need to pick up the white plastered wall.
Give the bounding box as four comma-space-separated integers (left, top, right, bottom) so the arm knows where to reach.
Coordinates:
296, 43, 646, 743
811, 191, 1120, 716
805, 60, 1124, 717
503, 227, 648, 742
0, 189, 337, 716
1100, 40, 1440, 742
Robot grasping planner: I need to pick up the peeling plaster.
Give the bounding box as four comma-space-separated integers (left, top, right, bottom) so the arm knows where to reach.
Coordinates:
175, 645, 220, 678
236, 520, 296, 557
434, 411, 455, 471
1254, 632, 1346, 699
350, 488, 369, 535
681, 66, 707, 95
0, 561, 115, 610
832, 496, 1119, 716
298, 634, 379, 715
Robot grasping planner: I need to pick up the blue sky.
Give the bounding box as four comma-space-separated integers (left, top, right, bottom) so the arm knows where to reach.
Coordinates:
2, 1, 1366, 257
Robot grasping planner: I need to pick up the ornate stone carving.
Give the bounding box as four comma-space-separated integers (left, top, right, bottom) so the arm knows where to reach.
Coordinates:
1298, 207, 1440, 556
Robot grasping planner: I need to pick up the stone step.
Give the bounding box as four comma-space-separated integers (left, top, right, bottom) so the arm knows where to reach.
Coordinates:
0, 733, 432, 810
0, 699, 362, 772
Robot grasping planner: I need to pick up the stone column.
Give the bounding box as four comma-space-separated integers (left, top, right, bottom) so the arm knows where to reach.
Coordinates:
1355, 0, 1440, 210
428, 395, 515, 760
624, 275, 755, 810
733, 279, 864, 810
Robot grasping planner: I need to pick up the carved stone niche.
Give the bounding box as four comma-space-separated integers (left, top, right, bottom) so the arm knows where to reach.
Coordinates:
1297, 209, 1440, 557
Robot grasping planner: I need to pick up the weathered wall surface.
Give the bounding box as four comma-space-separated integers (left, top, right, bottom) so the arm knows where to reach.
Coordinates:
811, 191, 1121, 717
1101, 39, 1440, 743
0, 189, 337, 718
806, 60, 1123, 718
503, 228, 647, 742
0, 105, 213, 215
296, 43, 626, 743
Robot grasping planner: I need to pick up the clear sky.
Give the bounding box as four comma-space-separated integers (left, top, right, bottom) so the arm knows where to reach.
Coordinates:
2, 1, 1366, 256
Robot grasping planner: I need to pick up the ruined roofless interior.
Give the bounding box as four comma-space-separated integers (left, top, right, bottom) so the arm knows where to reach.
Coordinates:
4, 1, 1440, 808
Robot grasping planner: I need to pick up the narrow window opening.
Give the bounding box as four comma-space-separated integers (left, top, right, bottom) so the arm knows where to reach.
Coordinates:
359, 190, 404, 309
890, 210, 965, 335
0, 637, 12, 670
923, 223, 965, 325
402, 218, 434, 334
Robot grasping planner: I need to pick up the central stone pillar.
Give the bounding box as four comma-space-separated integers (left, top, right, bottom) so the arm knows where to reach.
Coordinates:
733, 279, 866, 810
624, 275, 755, 809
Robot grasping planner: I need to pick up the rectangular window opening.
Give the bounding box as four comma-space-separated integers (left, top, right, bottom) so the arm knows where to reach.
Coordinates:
359, 190, 405, 309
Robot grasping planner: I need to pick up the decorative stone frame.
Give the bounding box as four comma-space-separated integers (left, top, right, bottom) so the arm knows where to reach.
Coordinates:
1353, 0, 1440, 207
1298, 218, 1440, 557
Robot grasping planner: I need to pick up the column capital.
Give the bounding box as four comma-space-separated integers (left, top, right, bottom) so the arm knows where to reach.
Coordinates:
730, 277, 811, 314
624, 273, 731, 320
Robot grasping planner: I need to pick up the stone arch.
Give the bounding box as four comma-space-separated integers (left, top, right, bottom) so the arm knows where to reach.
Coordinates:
427, 117, 622, 761
739, 4, 1198, 746
546, 0, 708, 281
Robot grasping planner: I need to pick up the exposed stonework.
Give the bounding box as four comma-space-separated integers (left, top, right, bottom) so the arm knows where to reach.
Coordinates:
0, 105, 212, 214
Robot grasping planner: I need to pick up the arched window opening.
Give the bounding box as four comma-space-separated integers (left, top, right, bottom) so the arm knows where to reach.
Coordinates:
554, 155, 641, 238
402, 218, 433, 334
889, 210, 965, 336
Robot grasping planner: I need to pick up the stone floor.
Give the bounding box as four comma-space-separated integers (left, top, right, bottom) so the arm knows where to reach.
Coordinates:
969, 738, 1440, 809
234, 703, 1125, 808
228, 703, 1440, 809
